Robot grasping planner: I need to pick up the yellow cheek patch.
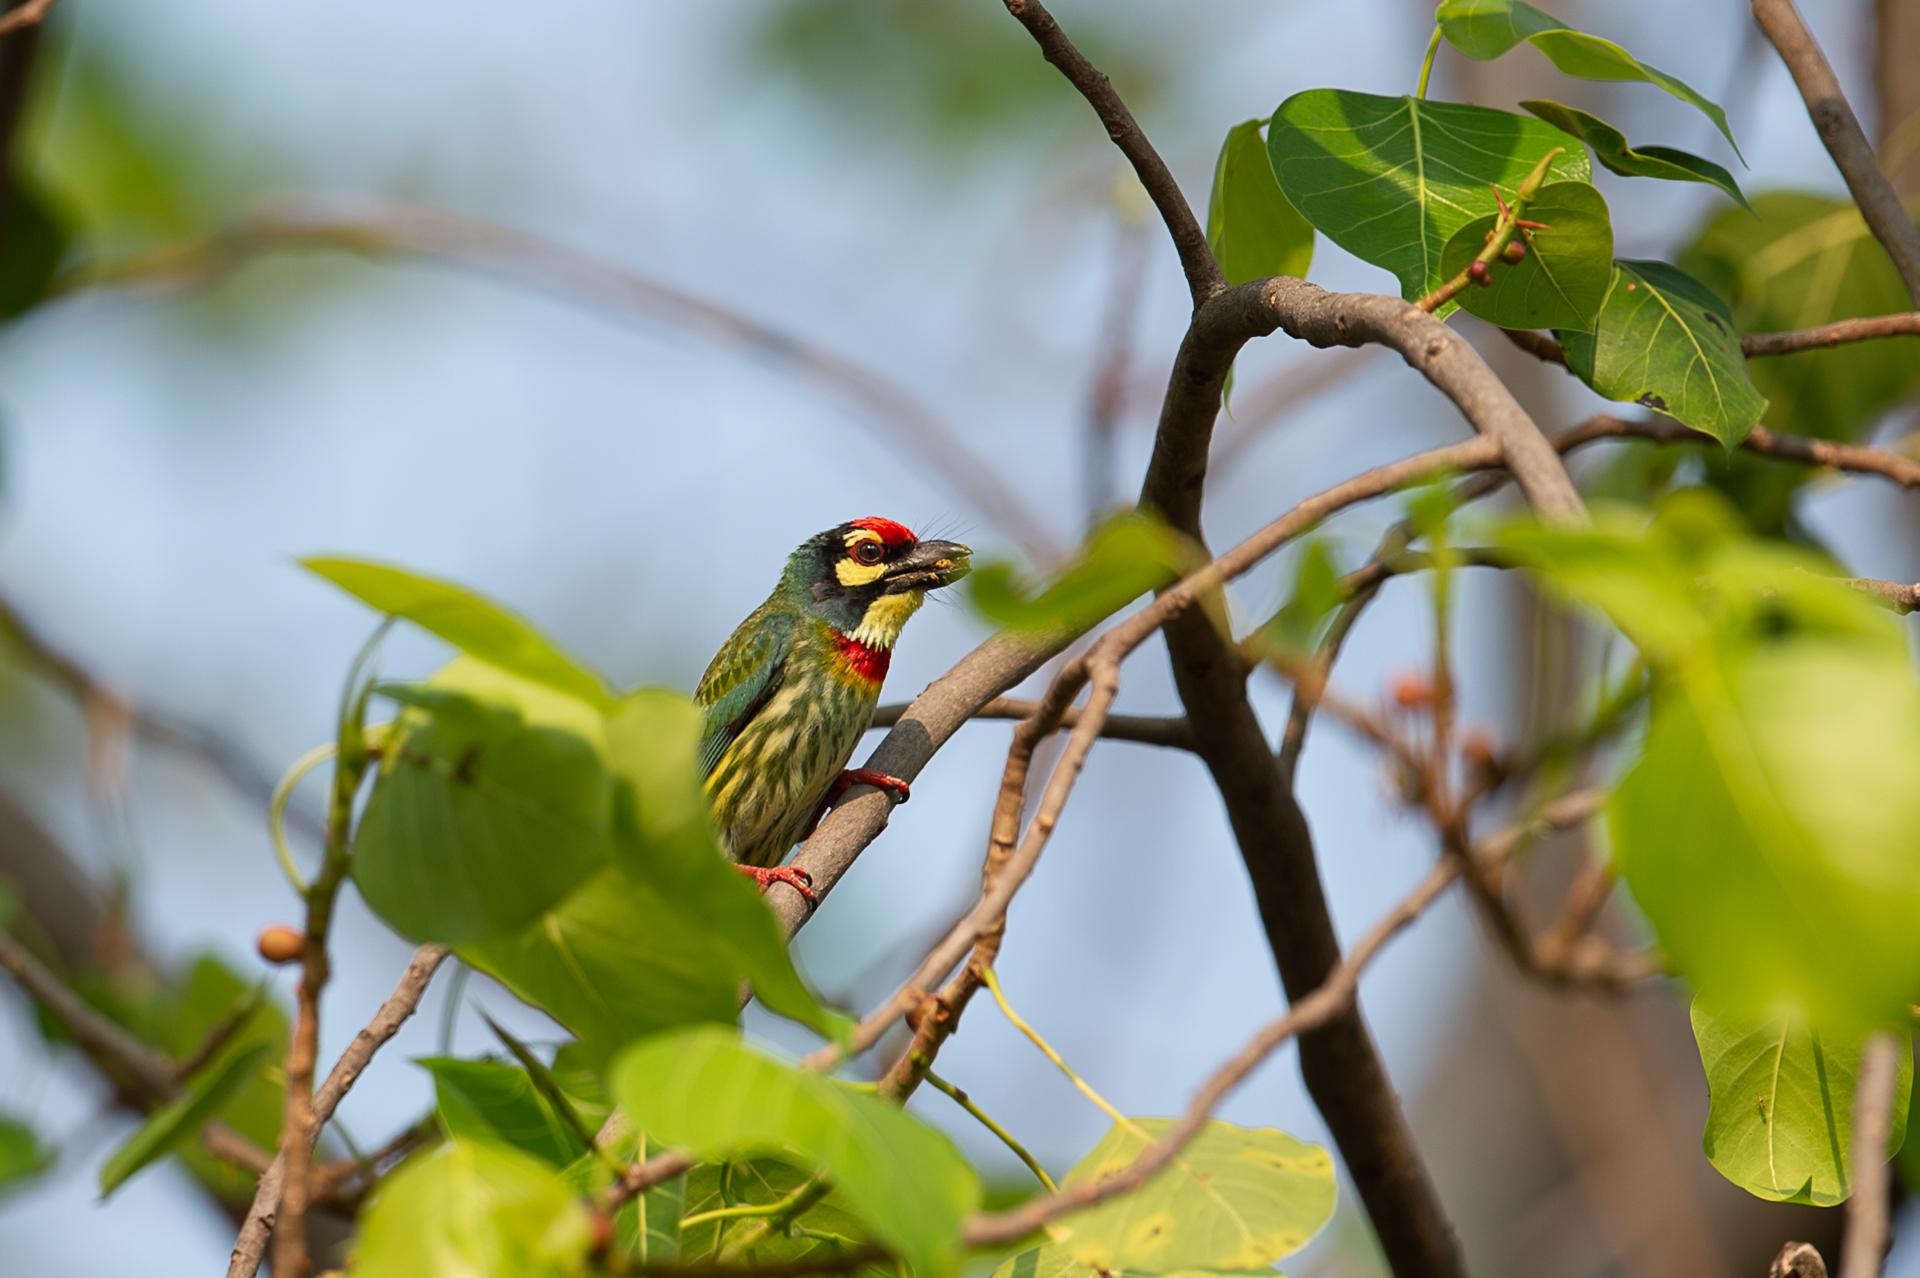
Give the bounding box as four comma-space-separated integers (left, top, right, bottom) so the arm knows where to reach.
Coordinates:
835, 530, 888, 587
849, 590, 925, 649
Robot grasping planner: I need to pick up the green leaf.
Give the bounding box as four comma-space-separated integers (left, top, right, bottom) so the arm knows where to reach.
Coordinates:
156, 955, 292, 1201
1263, 540, 1344, 659
0, 175, 73, 320
353, 1139, 594, 1278
1557, 260, 1767, 446
462, 866, 744, 1057
1681, 193, 1920, 444
1520, 100, 1747, 208
1610, 643, 1920, 1028
0, 1114, 52, 1193
302, 557, 612, 708
1267, 90, 1590, 303
355, 661, 614, 944
1033, 1119, 1335, 1273
1206, 120, 1312, 287
1692, 1002, 1912, 1205
419, 1057, 587, 1169
968, 513, 1189, 634
98, 1043, 270, 1198
680, 1158, 880, 1269
603, 690, 845, 1039
1437, 180, 1613, 330
609, 1027, 981, 1276
994, 1249, 1275, 1278
1435, 0, 1739, 156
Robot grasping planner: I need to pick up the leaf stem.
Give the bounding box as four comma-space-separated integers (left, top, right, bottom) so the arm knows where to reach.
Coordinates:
679, 1178, 824, 1232
1415, 25, 1443, 99
267, 741, 336, 893
714, 1175, 833, 1260
980, 966, 1148, 1141
1414, 148, 1562, 314
922, 1067, 1056, 1191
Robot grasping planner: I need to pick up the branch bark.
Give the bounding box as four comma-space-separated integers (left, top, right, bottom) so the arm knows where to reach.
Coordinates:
1751, 0, 1920, 304
1838, 1035, 1899, 1278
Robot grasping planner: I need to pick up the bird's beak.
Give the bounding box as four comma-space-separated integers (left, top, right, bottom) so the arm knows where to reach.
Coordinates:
884, 539, 972, 592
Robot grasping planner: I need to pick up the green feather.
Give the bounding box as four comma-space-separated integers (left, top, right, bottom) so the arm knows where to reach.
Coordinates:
694, 602, 796, 779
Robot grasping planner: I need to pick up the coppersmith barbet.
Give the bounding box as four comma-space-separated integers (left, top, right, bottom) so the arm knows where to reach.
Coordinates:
695, 518, 970, 903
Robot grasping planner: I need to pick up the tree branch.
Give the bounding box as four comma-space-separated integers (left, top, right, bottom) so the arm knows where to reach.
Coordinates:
1752, 0, 1920, 304
0, 0, 58, 37
869, 696, 1193, 750
227, 944, 448, 1278
996, 0, 1223, 306
52, 200, 1061, 563
1505, 312, 1920, 363
1839, 1035, 1900, 1278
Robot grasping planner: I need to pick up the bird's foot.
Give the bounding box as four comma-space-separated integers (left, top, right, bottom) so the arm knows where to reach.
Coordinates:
800, 769, 913, 839
736, 863, 817, 906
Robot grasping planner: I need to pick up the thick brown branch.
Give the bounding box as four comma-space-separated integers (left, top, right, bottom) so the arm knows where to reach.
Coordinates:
1851, 577, 1920, 613
1752, 0, 1920, 303
869, 696, 1193, 750
228, 944, 448, 1278
997, 0, 1222, 305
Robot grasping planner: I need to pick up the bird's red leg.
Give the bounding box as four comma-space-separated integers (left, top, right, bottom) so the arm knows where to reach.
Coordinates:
736, 863, 818, 905
799, 768, 912, 841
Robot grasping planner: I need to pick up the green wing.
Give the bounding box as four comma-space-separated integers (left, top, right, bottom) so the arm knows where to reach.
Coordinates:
694, 604, 795, 778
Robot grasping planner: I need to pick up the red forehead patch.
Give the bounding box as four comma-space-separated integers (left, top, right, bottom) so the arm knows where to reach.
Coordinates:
849, 517, 916, 547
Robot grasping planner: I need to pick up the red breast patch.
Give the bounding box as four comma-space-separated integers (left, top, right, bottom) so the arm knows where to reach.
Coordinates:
833, 631, 891, 685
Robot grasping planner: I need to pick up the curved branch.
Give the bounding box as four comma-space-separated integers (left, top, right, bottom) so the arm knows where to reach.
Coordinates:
1752, 0, 1920, 303
997, 0, 1222, 305
51, 201, 1061, 563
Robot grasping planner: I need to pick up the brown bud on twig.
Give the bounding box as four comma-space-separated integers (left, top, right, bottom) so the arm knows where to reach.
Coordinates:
256, 925, 304, 965
1390, 671, 1435, 710
1501, 240, 1527, 264
1467, 260, 1492, 287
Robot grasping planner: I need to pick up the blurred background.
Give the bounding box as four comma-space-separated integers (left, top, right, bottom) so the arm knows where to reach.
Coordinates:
0, 0, 1915, 1274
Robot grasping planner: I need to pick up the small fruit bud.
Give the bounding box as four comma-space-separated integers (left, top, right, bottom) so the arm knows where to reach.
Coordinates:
1467, 260, 1492, 287
256, 925, 303, 965
1460, 728, 1497, 768
1390, 670, 1434, 710
1502, 239, 1527, 264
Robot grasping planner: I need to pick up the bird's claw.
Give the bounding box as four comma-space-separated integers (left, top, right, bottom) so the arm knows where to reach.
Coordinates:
800, 769, 913, 840
737, 863, 818, 906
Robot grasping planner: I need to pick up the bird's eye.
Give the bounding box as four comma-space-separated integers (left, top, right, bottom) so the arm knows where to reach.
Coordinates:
851, 540, 885, 566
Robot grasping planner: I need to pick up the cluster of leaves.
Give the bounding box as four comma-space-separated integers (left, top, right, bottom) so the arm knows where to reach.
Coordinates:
1205, 0, 1917, 464
1498, 492, 1920, 1204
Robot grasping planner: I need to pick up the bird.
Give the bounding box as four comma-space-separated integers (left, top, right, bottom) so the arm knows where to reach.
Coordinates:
694, 517, 971, 905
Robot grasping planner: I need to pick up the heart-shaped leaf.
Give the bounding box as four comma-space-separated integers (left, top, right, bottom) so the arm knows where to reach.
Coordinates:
1267, 91, 1590, 302
1437, 179, 1614, 329
1557, 259, 1766, 446
1206, 120, 1313, 286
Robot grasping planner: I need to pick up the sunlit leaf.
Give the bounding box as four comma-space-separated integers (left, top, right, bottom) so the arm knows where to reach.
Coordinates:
98, 1044, 269, 1198
1435, 0, 1739, 154
1521, 100, 1747, 208
1557, 260, 1767, 446
1035, 1119, 1335, 1273
356, 661, 614, 944
610, 1027, 980, 1276
968, 513, 1189, 634
1692, 1002, 1912, 1205
1267, 90, 1589, 303
1206, 120, 1312, 286
302, 557, 612, 708
353, 1140, 593, 1278
1437, 180, 1613, 330
419, 1057, 586, 1169
0, 1115, 51, 1193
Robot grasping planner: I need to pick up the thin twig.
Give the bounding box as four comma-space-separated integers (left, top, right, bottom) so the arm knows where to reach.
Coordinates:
1503, 312, 1920, 364
52, 200, 1060, 563
1839, 1035, 1899, 1278
997, 0, 1221, 304
0, 0, 59, 37
1850, 577, 1920, 613
869, 697, 1192, 750
1752, 0, 1920, 302
959, 859, 1461, 1248
921, 1068, 1056, 1191
227, 944, 449, 1278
